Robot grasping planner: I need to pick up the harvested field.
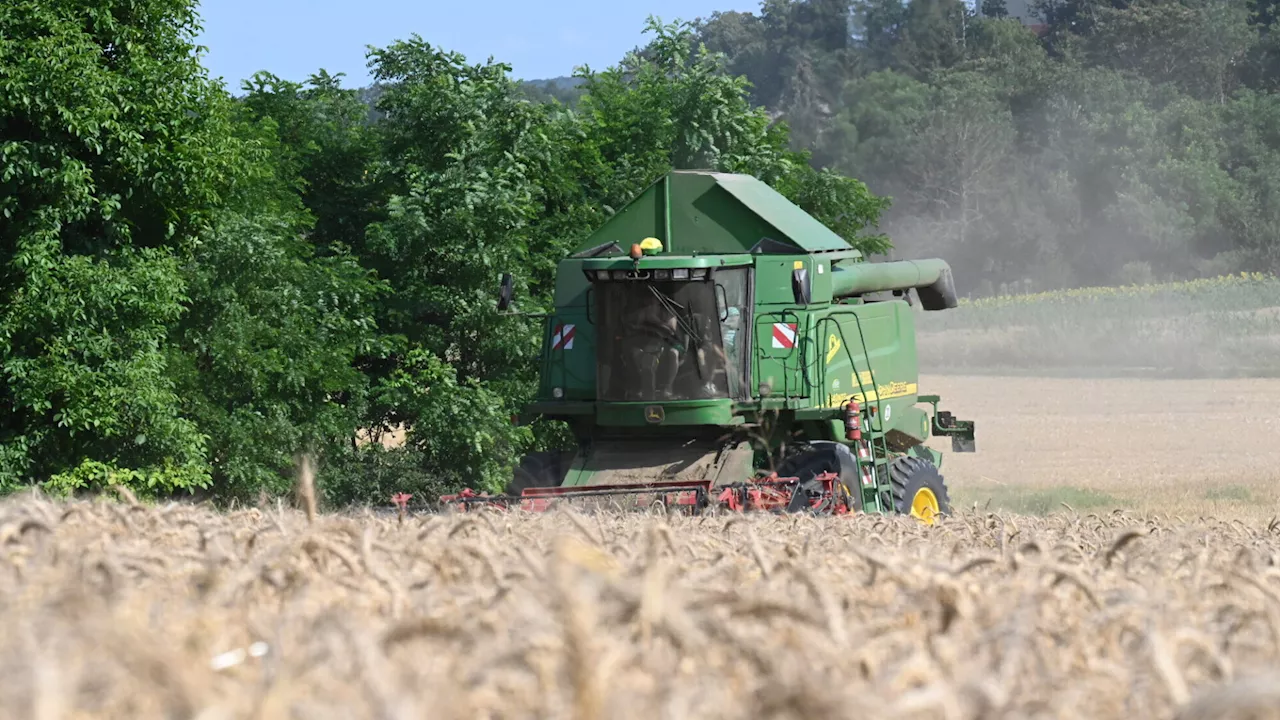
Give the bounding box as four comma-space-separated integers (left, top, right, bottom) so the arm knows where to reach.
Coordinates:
3, 495, 1280, 719
918, 374, 1280, 519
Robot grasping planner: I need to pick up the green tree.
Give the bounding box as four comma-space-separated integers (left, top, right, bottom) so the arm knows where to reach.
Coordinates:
982, 0, 1010, 18
1, 1, 391, 502
238, 70, 390, 258
169, 210, 382, 499
343, 37, 551, 494
831, 70, 1020, 277
893, 0, 973, 76
0, 0, 246, 493
852, 0, 911, 72
1083, 0, 1253, 103
656, 0, 1280, 289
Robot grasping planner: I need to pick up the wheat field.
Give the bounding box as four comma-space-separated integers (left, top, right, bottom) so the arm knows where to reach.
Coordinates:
2, 492, 1280, 720
5, 370, 1280, 719
919, 374, 1280, 519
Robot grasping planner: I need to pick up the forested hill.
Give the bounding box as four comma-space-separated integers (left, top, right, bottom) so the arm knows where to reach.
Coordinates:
524, 0, 1280, 294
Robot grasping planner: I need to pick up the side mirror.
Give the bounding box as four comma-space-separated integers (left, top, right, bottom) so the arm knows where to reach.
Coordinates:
497, 273, 514, 311
791, 268, 811, 305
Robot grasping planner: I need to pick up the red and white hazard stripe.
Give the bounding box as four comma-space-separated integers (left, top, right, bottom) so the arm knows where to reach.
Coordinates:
771, 323, 797, 349
551, 323, 575, 350
858, 439, 875, 486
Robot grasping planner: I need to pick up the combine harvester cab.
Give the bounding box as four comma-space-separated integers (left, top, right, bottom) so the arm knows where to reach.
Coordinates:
442, 170, 976, 523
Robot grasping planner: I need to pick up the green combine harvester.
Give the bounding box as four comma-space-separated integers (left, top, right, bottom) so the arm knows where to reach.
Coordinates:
443, 170, 976, 523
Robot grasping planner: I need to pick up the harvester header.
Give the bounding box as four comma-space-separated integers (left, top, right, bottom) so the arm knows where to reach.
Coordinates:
444, 169, 976, 522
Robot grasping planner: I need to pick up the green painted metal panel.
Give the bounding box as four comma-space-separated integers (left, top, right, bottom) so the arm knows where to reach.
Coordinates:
713, 172, 854, 253
753, 308, 810, 401
594, 400, 737, 427
811, 300, 921, 436
810, 256, 834, 303
553, 258, 590, 306
753, 255, 806, 305
524, 400, 594, 417
580, 255, 753, 271
537, 310, 595, 402
539, 258, 596, 402
571, 170, 860, 257
668, 174, 774, 255
750, 255, 819, 403
896, 406, 932, 445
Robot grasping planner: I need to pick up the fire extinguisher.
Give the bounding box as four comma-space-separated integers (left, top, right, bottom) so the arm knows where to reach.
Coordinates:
844, 400, 861, 441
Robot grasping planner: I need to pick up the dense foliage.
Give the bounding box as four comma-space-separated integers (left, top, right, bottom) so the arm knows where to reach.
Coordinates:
685, 0, 1280, 291
2, 0, 232, 494
0, 5, 889, 503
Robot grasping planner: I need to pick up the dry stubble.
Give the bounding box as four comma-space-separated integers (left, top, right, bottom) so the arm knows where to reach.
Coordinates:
918, 374, 1280, 518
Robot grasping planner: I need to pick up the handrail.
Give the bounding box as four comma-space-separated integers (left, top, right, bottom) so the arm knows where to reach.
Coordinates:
815, 314, 883, 434
815, 311, 896, 512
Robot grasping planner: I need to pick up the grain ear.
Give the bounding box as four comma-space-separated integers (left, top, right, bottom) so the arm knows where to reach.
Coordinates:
294, 453, 317, 525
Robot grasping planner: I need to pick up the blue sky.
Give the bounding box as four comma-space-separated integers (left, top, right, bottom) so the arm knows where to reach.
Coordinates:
194, 0, 763, 91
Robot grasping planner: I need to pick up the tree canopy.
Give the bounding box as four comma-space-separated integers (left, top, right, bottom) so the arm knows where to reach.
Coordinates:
690, 0, 1280, 290
0, 7, 890, 503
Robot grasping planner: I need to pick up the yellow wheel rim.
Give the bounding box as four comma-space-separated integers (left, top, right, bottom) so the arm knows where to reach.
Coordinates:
910, 487, 940, 525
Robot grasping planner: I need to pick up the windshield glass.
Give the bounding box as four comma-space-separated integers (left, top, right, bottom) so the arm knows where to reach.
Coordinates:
596, 277, 732, 402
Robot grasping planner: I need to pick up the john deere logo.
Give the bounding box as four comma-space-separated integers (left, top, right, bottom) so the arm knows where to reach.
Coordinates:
645, 406, 665, 424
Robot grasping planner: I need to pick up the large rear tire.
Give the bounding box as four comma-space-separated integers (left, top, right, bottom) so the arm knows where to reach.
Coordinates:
773, 441, 863, 513
504, 452, 567, 496
889, 455, 950, 525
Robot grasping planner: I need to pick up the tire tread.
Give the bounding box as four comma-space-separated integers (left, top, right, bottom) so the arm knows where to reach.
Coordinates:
888, 454, 951, 517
